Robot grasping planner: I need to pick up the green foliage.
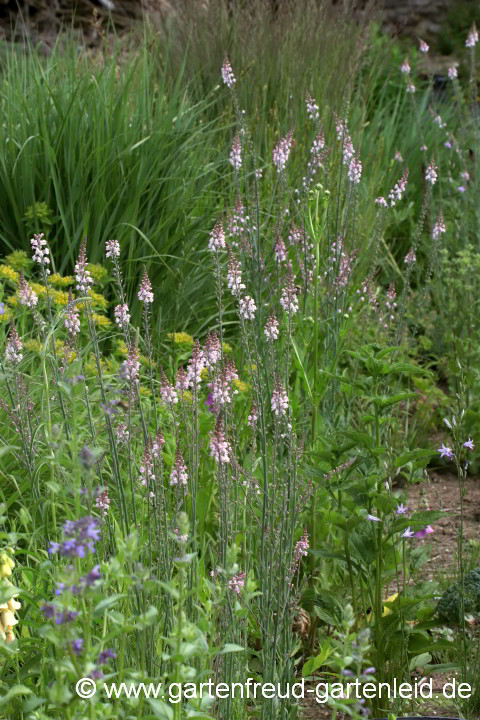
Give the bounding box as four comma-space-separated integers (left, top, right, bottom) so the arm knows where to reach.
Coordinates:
436, 568, 480, 622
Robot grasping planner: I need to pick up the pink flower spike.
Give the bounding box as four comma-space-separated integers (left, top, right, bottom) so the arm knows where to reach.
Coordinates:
464, 438, 475, 450
466, 24, 478, 48
138, 269, 153, 304
221, 57, 236, 89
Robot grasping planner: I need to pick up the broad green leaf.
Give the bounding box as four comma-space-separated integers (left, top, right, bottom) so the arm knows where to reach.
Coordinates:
93, 593, 127, 616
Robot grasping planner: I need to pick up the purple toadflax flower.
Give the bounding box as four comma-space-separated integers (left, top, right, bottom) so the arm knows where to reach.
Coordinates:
48, 516, 101, 558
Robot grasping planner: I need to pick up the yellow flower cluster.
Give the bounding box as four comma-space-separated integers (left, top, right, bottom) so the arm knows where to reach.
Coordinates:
233, 378, 249, 393
77, 290, 107, 310
0, 265, 19, 283
0, 551, 21, 644
24, 201, 51, 223
88, 264, 108, 284
28, 283, 69, 306
92, 313, 112, 328
200, 367, 209, 380
116, 340, 128, 356
5, 250, 31, 272
165, 332, 194, 346
49, 274, 74, 287
7, 296, 17, 306
24, 339, 42, 353
0, 307, 13, 323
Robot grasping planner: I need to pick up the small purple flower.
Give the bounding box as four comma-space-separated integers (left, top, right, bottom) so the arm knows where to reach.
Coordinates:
437, 443, 453, 459
444, 141, 452, 149
363, 667, 376, 675
204, 393, 215, 413
457, 186, 466, 193
402, 527, 414, 538
0, 302, 4, 315
71, 638, 84, 655
41, 603, 56, 619
414, 525, 434, 538
367, 514, 381, 522
90, 668, 104, 680
396, 504, 408, 515
464, 438, 475, 450
49, 516, 101, 558
55, 610, 79, 625
343, 669, 354, 676
98, 649, 117, 664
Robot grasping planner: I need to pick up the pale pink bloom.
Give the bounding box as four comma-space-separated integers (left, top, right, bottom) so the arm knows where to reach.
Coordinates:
208, 221, 226, 252
105, 240, 120, 259
375, 197, 388, 208
65, 292, 80, 335
187, 342, 206, 388
404, 249, 416, 265
120, 342, 140, 383
247, 403, 258, 428
448, 66, 458, 80
221, 57, 236, 88
138, 270, 153, 304
115, 423, 129, 444
31, 233, 50, 273
264, 314, 279, 341
388, 168, 409, 207
204, 332, 222, 369
114, 303, 130, 328
293, 530, 309, 565
419, 39, 429, 53
460, 170, 470, 181
271, 380, 289, 417
229, 134, 242, 169
228, 571, 246, 594
432, 213, 446, 240
275, 238, 287, 263
209, 422, 231, 464
348, 158, 362, 184
227, 255, 246, 296
18, 272, 38, 308
75, 241, 93, 294
394, 151, 403, 162
152, 432, 164, 457
305, 92, 319, 120
175, 368, 189, 392
425, 162, 437, 185
400, 58, 410, 74
170, 451, 188, 486
273, 131, 293, 172
95, 490, 110, 517
160, 370, 178, 406
406, 83, 416, 94
5, 326, 23, 364
466, 24, 478, 48
239, 295, 257, 320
